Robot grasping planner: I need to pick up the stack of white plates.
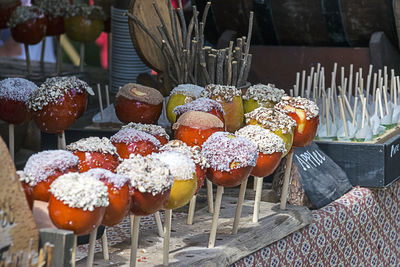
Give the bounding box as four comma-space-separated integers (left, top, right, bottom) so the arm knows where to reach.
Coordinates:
110, 7, 150, 93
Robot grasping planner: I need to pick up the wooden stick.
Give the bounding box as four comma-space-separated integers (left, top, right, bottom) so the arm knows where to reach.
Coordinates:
105, 85, 110, 107
232, 178, 248, 235
40, 38, 46, 66
154, 211, 164, 237
384, 66, 388, 93
352, 97, 358, 126
207, 54, 216, 84
391, 69, 395, 102
79, 43, 85, 72
231, 61, 238, 87
208, 186, 224, 248
280, 149, 294, 210
130, 215, 140, 267
38, 248, 45, 267
177, 0, 187, 45
306, 76, 312, 99
354, 72, 359, 99
372, 73, 377, 102
25, 44, 31, 75
348, 64, 353, 99
252, 176, 263, 223
8, 124, 14, 161
216, 49, 226, 84
366, 74, 371, 104
343, 94, 354, 121
101, 229, 109, 260
375, 88, 379, 116
227, 41, 233, 85
97, 84, 104, 120
87, 227, 98, 267
290, 89, 294, 97
396, 76, 399, 106
326, 97, 330, 136
57, 131, 66, 150
237, 12, 254, 86
377, 89, 384, 119
321, 94, 326, 124
71, 235, 77, 267
338, 96, 348, 137
56, 35, 62, 74
207, 180, 214, 213
163, 209, 172, 266
361, 96, 366, 128
187, 195, 196, 225
301, 70, 306, 98
295, 72, 300, 97
383, 85, 389, 115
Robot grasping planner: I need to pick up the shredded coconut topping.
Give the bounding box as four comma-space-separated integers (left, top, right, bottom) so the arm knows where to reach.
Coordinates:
8, 6, 45, 28
202, 132, 258, 172
122, 122, 169, 140
0, 78, 38, 102
173, 97, 225, 116
172, 110, 224, 130
152, 151, 196, 181
66, 4, 105, 20
235, 125, 286, 154
23, 150, 79, 186
86, 168, 130, 189
243, 83, 286, 103
245, 107, 297, 134
27, 76, 93, 111
67, 137, 118, 156
117, 155, 173, 195
110, 128, 161, 147
35, 0, 70, 17
49, 172, 109, 211
170, 84, 204, 98
116, 83, 163, 105
275, 96, 320, 120
201, 84, 242, 102
160, 140, 209, 169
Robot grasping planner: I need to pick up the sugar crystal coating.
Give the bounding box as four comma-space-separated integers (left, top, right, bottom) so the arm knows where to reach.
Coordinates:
49, 172, 109, 211
245, 107, 297, 134
243, 83, 286, 103
170, 84, 204, 98
0, 78, 38, 102
8, 6, 45, 28
86, 168, 130, 189
27, 76, 93, 111
35, 0, 70, 17
122, 122, 169, 140
116, 83, 163, 105
117, 154, 173, 195
110, 128, 161, 147
66, 4, 105, 20
67, 137, 118, 156
160, 140, 209, 169
202, 132, 258, 172
173, 97, 225, 116
235, 125, 286, 155
152, 151, 196, 181
274, 96, 319, 120
172, 110, 224, 130
201, 84, 242, 102
23, 150, 79, 186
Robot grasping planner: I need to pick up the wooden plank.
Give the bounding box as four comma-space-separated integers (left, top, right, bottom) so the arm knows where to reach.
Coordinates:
39, 229, 75, 267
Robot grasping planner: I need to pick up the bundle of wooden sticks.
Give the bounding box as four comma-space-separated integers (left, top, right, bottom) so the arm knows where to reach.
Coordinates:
126, 1, 254, 89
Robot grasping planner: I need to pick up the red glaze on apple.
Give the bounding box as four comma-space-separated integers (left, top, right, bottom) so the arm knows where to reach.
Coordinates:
130, 188, 170, 216
46, 15, 65, 36
17, 171, 33, 210
202, 132, 258, 187
115, 83, 164, 124
121, 122, 170, 146
173, 110, 224, 147
0, 1, 20, 29
33, 0, 70, 35
111, 128, 161, 158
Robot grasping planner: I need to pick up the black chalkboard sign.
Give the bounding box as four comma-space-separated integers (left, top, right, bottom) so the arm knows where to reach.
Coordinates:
293, 142, 353, 208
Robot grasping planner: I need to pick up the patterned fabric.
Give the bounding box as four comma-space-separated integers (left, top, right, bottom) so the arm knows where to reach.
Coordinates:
233, 179, 400, 267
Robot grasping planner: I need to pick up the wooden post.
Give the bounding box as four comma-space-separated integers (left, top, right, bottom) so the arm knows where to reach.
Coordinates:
86, 227, 98, 267
232, 178, 248, 235
207, 180, 214, 213
25, 44, 31, 75
163, 209, 172, 266
57, 131, 66, 150
8, 124, 14, 161
101, 229, 109, 260
79, 43, 85, 72
208, 186, 224, 248
130, 215, 140, 267
280, 149, 294, 210
39, 229, 74, 267
154, 211, 163, 237
252, 176, 264, 223
187, 195, 196, 225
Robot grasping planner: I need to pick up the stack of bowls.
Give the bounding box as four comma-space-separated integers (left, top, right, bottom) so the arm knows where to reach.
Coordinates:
110, 6, 150, 93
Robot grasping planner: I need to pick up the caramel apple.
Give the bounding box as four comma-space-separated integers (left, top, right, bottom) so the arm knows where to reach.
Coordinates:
173, 97, 225, 126
166, 84, 204, 123
201, 84, 244, 132
160, 140, 209, 194
67, 137, 120, 173
110, 128, 161, 158
236, 125, 286, 177
8, 6, 47, 45
115, 83, 164, 124
27, 76, 94, 133
243, 83, 286, 113
152, 151, 197, 210
64, 4, 104, 43
121, 122, 170, 145
117, 155, 173, 216
275, 96, 319, 147
86, 168, 130, 226
33, 0, 70, 36
0, 78, 37, 124
173, 110, 224, 147
20, 150, 79, 202
245, 107, 296, 157
202, 132, 258, 187
0, 0, 20, 29
48, 172, 109, 235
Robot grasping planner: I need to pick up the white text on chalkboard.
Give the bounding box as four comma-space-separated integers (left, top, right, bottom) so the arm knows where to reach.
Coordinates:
390, 143, 399, 158
295, 150, 326, 171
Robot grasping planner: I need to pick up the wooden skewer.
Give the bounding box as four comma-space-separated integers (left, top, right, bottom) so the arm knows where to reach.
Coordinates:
79, 43, 85, 72
56, 35, 62, 74
57, 131, 66, 150
384, 66, 388, 93
295, 72, 300, 97
208, 186, 224, 248
154, 211, 164, 237
130, 215, 141, 267
395, 76, 399, 106
377, 89, 384, 119
374, 89, 379, 116
326, 97, 330, 136
163, 209, 172, 266
361, 96, 367, 128
232, 178, 248, 235
290, 89, 294, 97
97, 84, 104, 120
87, 227, 98, 267
38, 248, 45, 267
207, 180, 214, 213
348, 64, 353, 100
372, 73, 377, 102
321, 94, 326, 124
342, 94, 354, 121
366, 74, 371, 104
338, 96, 348, 137
40, 38, 46, 66
390, 69, 395, 102
46, 244, 54, 267
101, 229, 109, 260
280, 149, 294, 210
341, 66, 345, 89
306, 76, 312, 99
352, 97, 358, 126
252, 176, 264, 223
187, 195, 196, 225
25, 44, 31, 75
354, 72, 359, 99
8, 124, 14, 161
105, 85, 110, 107
383, 85, 389, 115
301, 70, 306, 98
